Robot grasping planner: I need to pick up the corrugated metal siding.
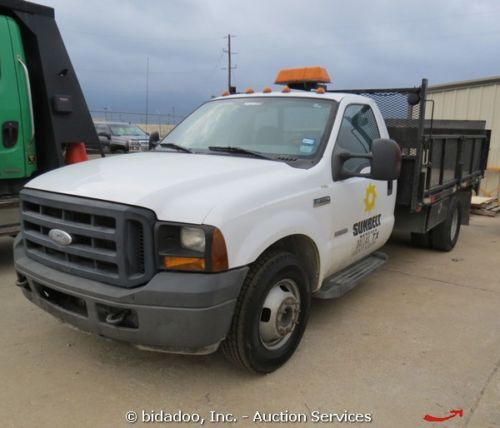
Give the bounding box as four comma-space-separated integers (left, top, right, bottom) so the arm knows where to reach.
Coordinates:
428, 83, 500, 197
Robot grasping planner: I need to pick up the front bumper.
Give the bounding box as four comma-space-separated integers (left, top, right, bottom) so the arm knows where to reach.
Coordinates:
14, 236, 248, 354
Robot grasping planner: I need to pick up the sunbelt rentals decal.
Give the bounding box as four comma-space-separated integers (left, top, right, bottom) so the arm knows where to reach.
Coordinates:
352, 184, 381, 255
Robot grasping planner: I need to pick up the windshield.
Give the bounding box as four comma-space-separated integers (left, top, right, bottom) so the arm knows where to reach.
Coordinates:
110, 125, 147, 137
160, 97, 336, 159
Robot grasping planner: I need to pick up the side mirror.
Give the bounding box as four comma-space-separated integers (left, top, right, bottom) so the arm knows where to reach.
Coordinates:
371, 138, 401, 180
149, 131, 160, 144
407, 92, 420, 106
333, 138, 401, 181
98, 132, 110, 139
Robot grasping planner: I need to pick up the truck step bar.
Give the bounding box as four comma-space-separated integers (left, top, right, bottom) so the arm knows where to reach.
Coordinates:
315, 252, 388, 299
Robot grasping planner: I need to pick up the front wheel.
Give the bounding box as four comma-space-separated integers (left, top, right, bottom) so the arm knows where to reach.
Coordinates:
222, 251, 311, 373
431, 198, 461, 251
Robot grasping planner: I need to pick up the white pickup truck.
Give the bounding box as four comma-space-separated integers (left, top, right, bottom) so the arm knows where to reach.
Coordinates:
14, 68, 490, 373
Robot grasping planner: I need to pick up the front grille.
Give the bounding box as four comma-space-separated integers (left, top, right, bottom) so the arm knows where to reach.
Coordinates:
20, 189, 156, 288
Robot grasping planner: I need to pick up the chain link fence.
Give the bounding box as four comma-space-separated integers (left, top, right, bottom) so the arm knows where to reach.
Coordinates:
90, 110, 185, 138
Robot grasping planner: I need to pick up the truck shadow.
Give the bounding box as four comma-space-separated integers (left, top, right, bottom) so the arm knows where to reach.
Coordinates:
52, 236, 417, 381
0, 237, 14, 270
43, 232, 424, 381
4, 231, 427, 381
57, 326, 258, 380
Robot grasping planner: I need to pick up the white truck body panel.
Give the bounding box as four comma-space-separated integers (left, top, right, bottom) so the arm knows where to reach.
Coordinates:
25, 92, 396, 291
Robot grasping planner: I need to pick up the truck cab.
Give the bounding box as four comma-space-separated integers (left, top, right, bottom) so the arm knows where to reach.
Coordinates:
0, 15, 35, 182
13, 67, 489, 373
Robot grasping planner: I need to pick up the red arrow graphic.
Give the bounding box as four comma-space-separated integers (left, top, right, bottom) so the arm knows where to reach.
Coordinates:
423, 409, 463, 422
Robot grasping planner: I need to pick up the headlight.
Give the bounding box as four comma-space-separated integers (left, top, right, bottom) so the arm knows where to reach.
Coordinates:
180, 227, 206, 252
155, 223, 228, 273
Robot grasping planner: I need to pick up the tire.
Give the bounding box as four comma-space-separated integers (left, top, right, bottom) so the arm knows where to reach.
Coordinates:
222, 250, 311, 374
431, 198, 461, 251
411, 232, 431, 248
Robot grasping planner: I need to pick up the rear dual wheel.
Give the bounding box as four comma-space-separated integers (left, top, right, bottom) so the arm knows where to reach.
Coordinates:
222, 251, 311, 374
431, 198, 461, 251
410, 198, 462, 252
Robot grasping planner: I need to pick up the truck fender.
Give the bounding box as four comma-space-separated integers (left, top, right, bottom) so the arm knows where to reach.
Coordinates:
221, 209, 326, 290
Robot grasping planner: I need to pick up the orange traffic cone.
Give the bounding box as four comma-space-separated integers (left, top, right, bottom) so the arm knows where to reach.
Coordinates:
65, 143, 88, 164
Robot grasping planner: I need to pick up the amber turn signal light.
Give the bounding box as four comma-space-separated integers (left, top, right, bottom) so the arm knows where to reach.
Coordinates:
211, 228, 229, 272
163, 256, 206, 271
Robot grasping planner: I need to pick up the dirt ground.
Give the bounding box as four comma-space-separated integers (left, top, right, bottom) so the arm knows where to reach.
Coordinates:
1, 215, 499, 428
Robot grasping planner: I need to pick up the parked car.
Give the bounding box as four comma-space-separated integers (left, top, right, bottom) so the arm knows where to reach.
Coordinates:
94, 121, 150, 153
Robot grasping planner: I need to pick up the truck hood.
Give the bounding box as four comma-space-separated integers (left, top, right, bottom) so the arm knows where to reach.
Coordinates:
25, 153, 299, 224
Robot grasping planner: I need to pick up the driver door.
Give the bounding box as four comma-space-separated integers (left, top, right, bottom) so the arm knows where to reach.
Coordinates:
327, 103, 395, 274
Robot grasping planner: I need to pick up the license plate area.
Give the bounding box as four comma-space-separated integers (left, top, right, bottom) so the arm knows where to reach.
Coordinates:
34, 282, 88, 317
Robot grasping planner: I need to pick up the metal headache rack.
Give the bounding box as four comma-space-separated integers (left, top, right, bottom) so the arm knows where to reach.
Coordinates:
329, 80, 490, 213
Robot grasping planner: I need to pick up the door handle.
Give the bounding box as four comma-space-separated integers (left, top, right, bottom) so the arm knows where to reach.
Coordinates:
16, 56, 35, 143
2, 121, 19, 148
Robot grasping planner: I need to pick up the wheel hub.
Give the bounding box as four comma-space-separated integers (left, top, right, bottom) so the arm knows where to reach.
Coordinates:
276, 297, 299, 335
259, 279, 301, 350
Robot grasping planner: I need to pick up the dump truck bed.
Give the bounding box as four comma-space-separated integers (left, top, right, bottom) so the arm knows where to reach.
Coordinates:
330, 81, 490, 215
390, 120, 490, 208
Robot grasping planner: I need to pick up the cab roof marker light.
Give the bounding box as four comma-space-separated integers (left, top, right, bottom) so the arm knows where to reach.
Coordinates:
262, 87, 272, 93
281, 86, 291, 93
245, 88, 255, 94
222, 90, 230, 96
316, 87, 326, 94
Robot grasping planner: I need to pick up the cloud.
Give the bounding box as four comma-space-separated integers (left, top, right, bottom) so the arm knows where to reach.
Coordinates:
35, 0, 500, 121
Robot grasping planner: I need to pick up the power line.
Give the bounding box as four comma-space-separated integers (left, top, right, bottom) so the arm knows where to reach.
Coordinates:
58, 7, 500, 43
60, 27, 223, 42
76, 68, 218, 74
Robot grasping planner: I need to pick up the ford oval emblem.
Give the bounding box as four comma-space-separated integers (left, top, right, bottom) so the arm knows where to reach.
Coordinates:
48, 229, 73, 246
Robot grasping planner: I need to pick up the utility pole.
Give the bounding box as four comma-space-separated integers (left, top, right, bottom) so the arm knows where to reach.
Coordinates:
145, 56, 150, 127
223, 34, 237, 93
156, 110, 161, 136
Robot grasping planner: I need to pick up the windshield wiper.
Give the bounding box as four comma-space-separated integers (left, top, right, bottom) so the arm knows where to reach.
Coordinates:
160, 142, 192, 153
208, 146, 273, 160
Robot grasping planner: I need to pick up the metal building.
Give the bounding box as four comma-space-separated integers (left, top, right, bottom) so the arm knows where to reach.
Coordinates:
427, 76, 500, 197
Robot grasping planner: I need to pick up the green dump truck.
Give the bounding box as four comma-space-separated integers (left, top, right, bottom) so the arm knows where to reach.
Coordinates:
0, 0, 98, 236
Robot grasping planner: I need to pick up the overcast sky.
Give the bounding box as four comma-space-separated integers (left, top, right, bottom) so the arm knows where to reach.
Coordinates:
36, 0, 500, 122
